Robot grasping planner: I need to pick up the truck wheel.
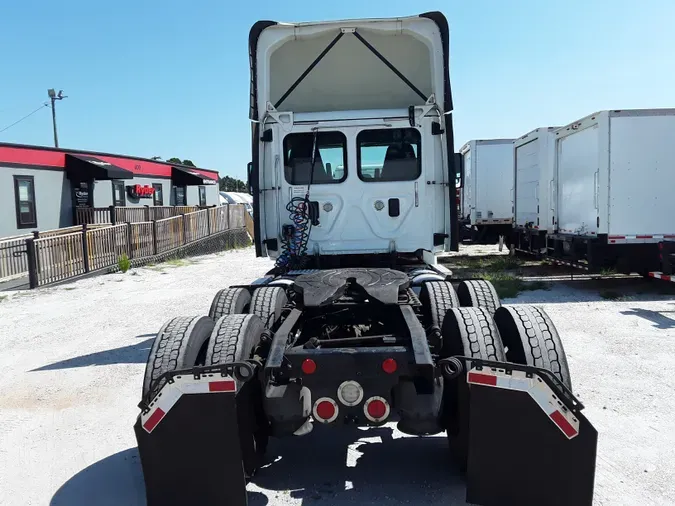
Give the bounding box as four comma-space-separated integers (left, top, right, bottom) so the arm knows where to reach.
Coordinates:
441, 306, 506, 361
420, 281, 459, 331
142, 316, 214, 399
206, 314, 264, 367
494, 305, 572, 390
249, 286, 287, 328
206, 314, 267, 478
441, 307, 506, 471
457, 279, 501, 315
209, 287, 251, 320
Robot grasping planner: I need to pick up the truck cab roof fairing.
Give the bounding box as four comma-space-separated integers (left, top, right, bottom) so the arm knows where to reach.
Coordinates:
248, 12, 453, 119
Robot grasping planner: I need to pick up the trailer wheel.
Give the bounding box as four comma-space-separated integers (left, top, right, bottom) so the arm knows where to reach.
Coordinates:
440, 307, 506, 471
249, 286, 288, 328
419, 281, 459, 333
208, 287, 251, 320
142, 316, 214, 398
206, 314, 267, 478
457, 279, 501, 315
494, 305, 572, 390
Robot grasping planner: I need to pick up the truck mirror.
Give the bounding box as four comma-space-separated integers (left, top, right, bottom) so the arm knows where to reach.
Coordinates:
454, 153, 464, 188
247, 162, 253, 194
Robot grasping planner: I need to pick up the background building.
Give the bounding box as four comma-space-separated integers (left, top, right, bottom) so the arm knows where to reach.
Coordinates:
0, 143, 219, 237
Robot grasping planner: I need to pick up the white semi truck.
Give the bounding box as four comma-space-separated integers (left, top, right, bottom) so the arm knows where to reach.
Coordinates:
133, 12, 598, 506
459, 139, 515, 243
547, 108, 675, 273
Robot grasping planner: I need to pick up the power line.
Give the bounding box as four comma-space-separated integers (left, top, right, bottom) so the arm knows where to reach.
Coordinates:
0, 102, 50, 135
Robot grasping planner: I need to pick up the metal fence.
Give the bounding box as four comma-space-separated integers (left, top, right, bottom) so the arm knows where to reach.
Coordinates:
4, 204, 250, 289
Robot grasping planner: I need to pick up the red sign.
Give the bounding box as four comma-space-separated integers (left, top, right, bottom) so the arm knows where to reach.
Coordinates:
127, 184, 155, 199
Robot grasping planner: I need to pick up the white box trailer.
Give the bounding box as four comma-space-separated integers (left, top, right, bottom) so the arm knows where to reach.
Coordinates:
548, 108, 675, 273
459, 139, 515, 243
511, 127, 559, 255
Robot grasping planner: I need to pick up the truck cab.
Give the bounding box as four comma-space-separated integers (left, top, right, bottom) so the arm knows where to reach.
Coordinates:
248, 13, 458, 265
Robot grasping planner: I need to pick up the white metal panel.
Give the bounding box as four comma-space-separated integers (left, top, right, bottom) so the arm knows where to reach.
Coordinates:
514, 127, 559, 232
514, 138, 539, 227
255, 16, 446, 115
608, 113, 675, 237
555, 124, 600, 236
461, 146, 473, 220
474, 140, 514, 224
261, 115, 445, 257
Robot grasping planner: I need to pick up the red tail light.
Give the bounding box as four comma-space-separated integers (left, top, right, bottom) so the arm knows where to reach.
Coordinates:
364, 396, 390, 423
301, 359, 317, 375
313, 397, 338, 423
382, 358, 397, 374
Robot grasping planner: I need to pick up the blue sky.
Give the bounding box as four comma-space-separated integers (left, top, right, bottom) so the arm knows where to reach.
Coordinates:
1, 0, 673, 179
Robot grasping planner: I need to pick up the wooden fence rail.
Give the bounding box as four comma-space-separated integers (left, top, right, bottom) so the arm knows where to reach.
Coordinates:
76, 205, 203, 225
130, 222, 154, 258
75, 207, 111, 225
0, 235, 31, 281
208, 206, 229, 234
11, 204, 248, 288
184, 209, 210, 244
155, 215, 185, 254
34, 232, 86, 286
86, 224, 129, 271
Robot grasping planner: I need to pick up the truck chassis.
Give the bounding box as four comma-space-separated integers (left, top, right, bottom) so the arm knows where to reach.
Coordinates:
134, 258, 598, 506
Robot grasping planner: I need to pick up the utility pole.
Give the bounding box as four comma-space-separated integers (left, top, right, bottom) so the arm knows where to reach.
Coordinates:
47, 89, 67, 147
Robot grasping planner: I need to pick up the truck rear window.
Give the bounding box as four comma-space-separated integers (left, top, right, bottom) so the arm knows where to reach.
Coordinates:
357, 128, 421, 182
283, 132, 347, 185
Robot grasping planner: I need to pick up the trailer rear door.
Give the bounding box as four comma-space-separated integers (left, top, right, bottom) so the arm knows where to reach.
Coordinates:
514, 138, 539, 227
556, 125, 600, 236
608, 113, 675, 237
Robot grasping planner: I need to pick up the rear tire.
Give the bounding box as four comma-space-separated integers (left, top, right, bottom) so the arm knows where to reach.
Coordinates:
206, 314, 266, 478
209, 287, 251, 320
142, 316, 214, 398
440, 307, 506, 471
457, 279, 501, 315
420, 281, 459, 331
441, 307, 506, 361
494, 305, 572, 390
249, 287, 287, 328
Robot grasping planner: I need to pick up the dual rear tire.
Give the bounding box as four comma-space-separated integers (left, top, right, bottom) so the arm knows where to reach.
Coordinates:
142, 285, 288, 477
435, 282, 572, 470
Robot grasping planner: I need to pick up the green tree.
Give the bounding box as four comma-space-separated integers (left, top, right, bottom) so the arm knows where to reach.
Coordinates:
166, 157, 196, 167
219, 175, 247, 193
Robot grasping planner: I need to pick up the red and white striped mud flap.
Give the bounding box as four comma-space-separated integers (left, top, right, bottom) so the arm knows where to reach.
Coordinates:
649, 272, 675, 283
134, 374, 248, 506
464, 367, 598, 506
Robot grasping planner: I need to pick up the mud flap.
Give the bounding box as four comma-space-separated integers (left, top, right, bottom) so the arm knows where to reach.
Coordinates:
465, 367, 598, 506
134, 365, 254, 506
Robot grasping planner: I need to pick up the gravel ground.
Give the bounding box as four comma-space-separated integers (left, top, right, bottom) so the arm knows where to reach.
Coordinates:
0, 246, 674, 506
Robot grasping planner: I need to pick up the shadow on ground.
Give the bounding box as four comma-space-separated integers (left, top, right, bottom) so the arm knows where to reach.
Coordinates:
252, 425, 468, 505
50, 427, 467, 506
620, 306, 675, 329
50, 448, 146, 506
503, 277, 675, 304
50, 447, 268, 506
32, 334, 154, 372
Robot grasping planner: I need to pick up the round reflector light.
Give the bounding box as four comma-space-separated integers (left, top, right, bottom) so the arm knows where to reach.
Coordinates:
382, 358, 397, 374
301, 359, 317, 375
337, 380, 364, 406
313, 397, 338, 423
364, 396, 390, 423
